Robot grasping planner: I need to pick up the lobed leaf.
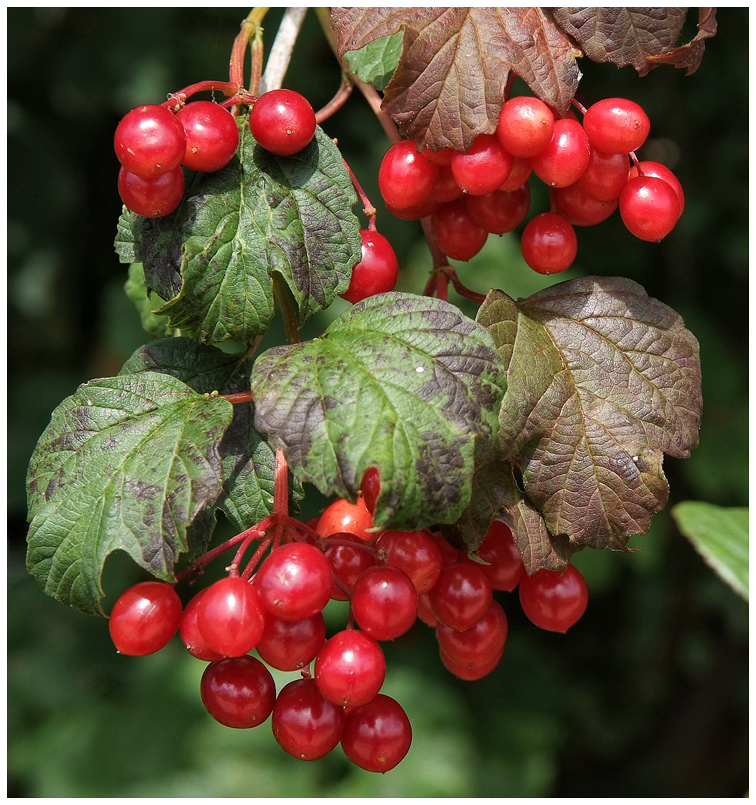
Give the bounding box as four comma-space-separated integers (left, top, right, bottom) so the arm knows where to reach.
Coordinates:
476, 276, 702, 570
123, 263, 173, 338
26, 372, 233, 614
672, 501, 748, 601
115, 120, 362, 346
250, 292, 506, 531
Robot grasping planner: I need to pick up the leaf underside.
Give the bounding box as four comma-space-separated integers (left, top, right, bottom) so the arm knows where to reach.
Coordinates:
331, 7, 713, 152
26, 372, 233, 614
251, 292, 507, 532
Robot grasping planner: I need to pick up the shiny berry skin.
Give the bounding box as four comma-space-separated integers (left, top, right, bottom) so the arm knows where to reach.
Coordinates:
440, 645, 504, 680
531, 118, 591, 188
378, 140, 438, 210
498, 156, 533, 191
619, 176, 680, 241
325, 534, 377, 601
416, 593, 438, 627
255, 612, 326, 671
254, 542, 332, 622
114, 104, 186, 179
428, 562, 493, 631
360, 467, 381, 515
628, 161, 685, 217
583, 97, 650, 155
341, 230, 399, 304
575, 149, 630, 202
196, 575, 266, 658
351, 565, 418, 641
435, 599, 508, 667
428, 165, 464, 204
118, 165, 184, 218
385, 198, 441, 221
496, 96, 555, 158
317, 497, 374, 541
450, 134, 513, 196
551, 184, 618, 227
250, 89, 316, 156
431, 198, 488, 261
375, 529, 444, 594
520, 212, 578, 274
314, 629, 386, 706
200, 655, 276, 728
109, 581, 182, 656
465, 184, 530, 235
519, 564, 588, 632
476, 521, 526, 592
423, 146, 456, 165
176, 100, 239, 172
179, 588, 224, 661
341, 694, 412, 772
272, 678, 344, 760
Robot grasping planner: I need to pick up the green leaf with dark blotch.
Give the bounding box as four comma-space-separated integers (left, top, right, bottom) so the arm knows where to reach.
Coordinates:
250, 292, 506, 531
119, 338, 302, 530
672, 502, 748, 601
25, 372, 234, 614
124, 119, 361, 346
343, 31, 404, 91
124, 263, 173, 338
331, 7, 580, 151
114, 207, 144, 265
442, 438, 578, 573
477, 276, 702, 556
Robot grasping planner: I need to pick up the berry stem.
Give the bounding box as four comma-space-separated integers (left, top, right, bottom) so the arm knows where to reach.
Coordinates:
174, 528, 258, 582
259, 6, 308, 93
230, 8, 269, 89
222, 391, 254, 405
343, 158, 377, 230
241, 533, 275, 580
274, 448, 290, 518
315, 72, 354, 124
161, 80, 245, 112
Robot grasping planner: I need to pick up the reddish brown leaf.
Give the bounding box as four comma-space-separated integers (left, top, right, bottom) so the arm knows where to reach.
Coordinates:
645, 7, 718, 75
331, 7, 580, 152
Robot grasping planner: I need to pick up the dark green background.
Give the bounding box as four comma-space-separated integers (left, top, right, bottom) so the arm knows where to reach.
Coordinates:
8, 8, 748, 797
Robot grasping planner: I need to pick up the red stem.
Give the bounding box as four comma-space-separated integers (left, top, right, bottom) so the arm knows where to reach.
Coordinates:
343, 158, 377, 230
316, 74, 354, 124
241, 533, 274, 580
222, 391, 254, 405
274, 449, 289, 517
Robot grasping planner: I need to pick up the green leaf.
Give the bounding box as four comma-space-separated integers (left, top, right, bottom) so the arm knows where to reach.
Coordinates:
26, 372, 234, 614
343, 31, 403, 91
123, 263, 173, 338
115, 119, 362, 346
672, 501, 748, 601
250, 292, 506, 531
120, 338, 302, 530
476, 276, 702, 571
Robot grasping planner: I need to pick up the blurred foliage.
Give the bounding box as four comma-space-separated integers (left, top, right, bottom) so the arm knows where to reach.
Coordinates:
7, 7, 748, 798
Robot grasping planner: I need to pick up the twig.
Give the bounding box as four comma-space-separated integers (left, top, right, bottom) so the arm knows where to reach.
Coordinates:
259, 7, 309, 93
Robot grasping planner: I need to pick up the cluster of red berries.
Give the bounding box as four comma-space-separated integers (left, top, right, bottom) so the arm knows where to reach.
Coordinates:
115, 88, 317, 219
108, 468, 589, 773
378, 95, 685, 274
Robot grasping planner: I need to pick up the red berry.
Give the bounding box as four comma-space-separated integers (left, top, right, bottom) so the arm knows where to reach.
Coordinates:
385, 198, 441, 221
272, 678, 344, 760
109, 581, 182, 656
498, 156, 532, 191
519, 564, 588, 632
439, 645, 504, 680
255, 612, 326, 671
179, 588, 224, 661
583, 97, 650, 155
254, 542, 332, 622
531, 119, 591, 188
435, 599, 508, 667
464, 184, 530, 235
628, 161, 685, 217
360, 467, 381, 515
450, 134, 513, 196
476, 521, 526, 592
341, 694, 412, 772
325, 534, 377, 601
351, 565, 418, 641
431, 198, 488, 261
496, 96, 555, 158
520, 212, 577, 274
428, 165, 463, 204
417, 593, 438, 627
200, 655, 276, 728
551, 184, 618, 227
250, 89, 316, 156
423, 146, 456, 165
619, 175, 680, 241
575, 149, 630, 202
114, 104, 186, 179
341, 230, 399, 304
428, 562, 493, 631
375, 529, 444, 594
118, 165, 184, 218
378, 140, 438, 210
196, 575, 266, 658
317, 497, 374, 541
314, 629, 386, 706
176, 100, 239, 172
